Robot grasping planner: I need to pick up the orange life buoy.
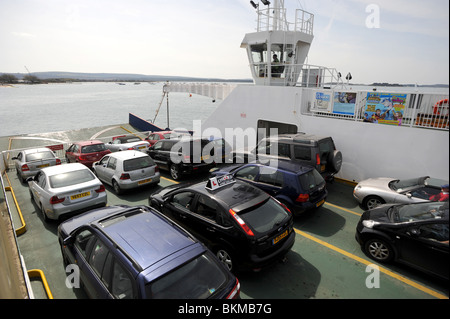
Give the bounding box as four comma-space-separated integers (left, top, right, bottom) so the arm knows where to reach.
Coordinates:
433, 98, 448, 115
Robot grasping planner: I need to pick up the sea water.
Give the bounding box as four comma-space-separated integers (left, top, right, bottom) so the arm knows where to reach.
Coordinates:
0, 82, 217, 137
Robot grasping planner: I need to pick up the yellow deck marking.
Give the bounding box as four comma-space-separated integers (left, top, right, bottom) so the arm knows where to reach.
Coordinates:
324, 202, 362, 216
161, 176, 179, 184
294, 228, 448, 299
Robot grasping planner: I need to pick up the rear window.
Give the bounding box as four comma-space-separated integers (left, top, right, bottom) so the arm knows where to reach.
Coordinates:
26, 151, 54, 161
123, 157, 155, 171
239, 198, 289, 234
49, 169, 95, 188
299, 169, 324, 191
81, 144, 107, 153
146, 252, 227, 299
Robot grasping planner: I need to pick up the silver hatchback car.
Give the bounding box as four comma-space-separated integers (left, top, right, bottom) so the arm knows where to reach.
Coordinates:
93, 150, 160, 194
28, 163, 107, 221
12, 147, 61, 182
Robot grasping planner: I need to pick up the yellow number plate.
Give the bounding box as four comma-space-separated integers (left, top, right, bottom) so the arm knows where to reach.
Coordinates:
37, 163, 50, 168
138, 146, 146, 149
138, 178, 152, 185
316, 199, 325, 207
273, 230, 288, 245
70, 191, 90, 200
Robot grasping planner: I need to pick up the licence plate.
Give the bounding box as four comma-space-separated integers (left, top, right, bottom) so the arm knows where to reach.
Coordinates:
320, 164, 326, 172
138, 146, 146, 149
71, 191, 90, 200
316, 199, 325, 207
37, 163, 50, 168
272, 230, 288, 245
138, 178, 152, 185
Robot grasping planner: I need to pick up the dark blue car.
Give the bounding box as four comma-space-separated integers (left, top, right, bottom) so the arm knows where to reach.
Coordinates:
210, 161, 327, 215
58, 205, 240, 299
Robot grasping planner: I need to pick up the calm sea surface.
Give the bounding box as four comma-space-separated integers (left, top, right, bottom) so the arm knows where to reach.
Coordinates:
0, 82, 448, 138
0, 82, 217, 137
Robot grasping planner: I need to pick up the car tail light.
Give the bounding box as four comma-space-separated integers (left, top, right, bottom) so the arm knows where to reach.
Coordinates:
78, 155, 86, 161
120, 173, 130, 180
316, 153, 321, 165
296, 193, 309, 203
229, 209, 254, 237
183, 155, 190, 162
155, 166, 159, 173
226, 279, 240, 299
278, 201, 291, 214
50, 195, 65, 204
21, 164, 30, 172
56, 159, 61, 165
95, 185, 106, 193
127, 147, 134, 150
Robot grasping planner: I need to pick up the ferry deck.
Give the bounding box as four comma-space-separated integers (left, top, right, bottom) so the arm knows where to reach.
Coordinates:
0, 123, 448, 300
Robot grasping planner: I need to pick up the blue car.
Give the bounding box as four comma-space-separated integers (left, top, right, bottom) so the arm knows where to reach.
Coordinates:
58, 205, 240, 299
210, 161, 327, 215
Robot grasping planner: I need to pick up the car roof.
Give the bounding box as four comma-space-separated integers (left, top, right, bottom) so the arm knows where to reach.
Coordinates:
23, 147, 54, 154
108, 150, 149, 160
267, 133, 329, 143
41, 162, 88, 175
189, 179, 270, 213
257, 161, 314, 174
74, 140, 104, 146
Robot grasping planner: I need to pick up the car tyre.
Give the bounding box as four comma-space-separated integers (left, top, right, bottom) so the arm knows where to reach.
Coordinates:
170, 164, 181, 180
112, 180, 123, 195
215, 247, 234, 272
363, 196, 385, 210
364, 238, 394, 263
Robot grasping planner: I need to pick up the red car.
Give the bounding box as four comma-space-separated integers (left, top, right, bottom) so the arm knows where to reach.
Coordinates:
145, 130, 190, 146
65, 140, 111, 167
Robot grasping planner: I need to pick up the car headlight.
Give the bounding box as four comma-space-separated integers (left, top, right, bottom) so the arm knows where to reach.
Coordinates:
362, 220, 379, 229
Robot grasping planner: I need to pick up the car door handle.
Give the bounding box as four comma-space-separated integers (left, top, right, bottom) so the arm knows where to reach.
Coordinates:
206, 227, 216, 233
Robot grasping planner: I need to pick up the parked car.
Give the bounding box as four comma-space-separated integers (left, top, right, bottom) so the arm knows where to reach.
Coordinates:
58, 205, 240, 299
12, 147, 61, 182
65, 140, 111, 168
210, 161, 327, 215
145, 130, 190, 146
93, 150, 160, 194
355, 201, 449, 280
149, 176, 295, 272
230, 133, 342, 182
147, 137, 215, 180
353, 176, 449, 210
28, 163, 107, 221
106, 135, 150, 153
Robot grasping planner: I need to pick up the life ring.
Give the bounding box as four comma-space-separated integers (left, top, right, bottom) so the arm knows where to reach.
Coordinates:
433, 98, 448, 115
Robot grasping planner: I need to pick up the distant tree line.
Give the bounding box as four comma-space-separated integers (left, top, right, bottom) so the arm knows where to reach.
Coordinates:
1, 73, 41, 84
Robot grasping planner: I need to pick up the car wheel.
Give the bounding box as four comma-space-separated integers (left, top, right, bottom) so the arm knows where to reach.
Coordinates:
112, 180, 123, 195
170, 164, 181, 180
364, 238, 394, 263
216, 248, 234, 272
363, 196, 385, 210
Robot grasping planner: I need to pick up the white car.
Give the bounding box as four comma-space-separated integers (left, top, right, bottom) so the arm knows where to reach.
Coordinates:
353, 176, 448, 210
106, 135, 150, 152
12, 147, 61, 182
93, 150, 160, 194
28, 163, 107, 221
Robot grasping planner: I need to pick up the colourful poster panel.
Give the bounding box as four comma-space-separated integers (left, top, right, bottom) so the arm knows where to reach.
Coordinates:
333, 92, 356, 115
364, 92, 407, 125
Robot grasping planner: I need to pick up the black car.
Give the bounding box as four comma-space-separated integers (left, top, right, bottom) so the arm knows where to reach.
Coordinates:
231, 133, 342, 182
356, 201, 449, 280
58, 205, 240, 299
210, 161, 327, 215
149, 176, 295, 272
147, 137, 215, 180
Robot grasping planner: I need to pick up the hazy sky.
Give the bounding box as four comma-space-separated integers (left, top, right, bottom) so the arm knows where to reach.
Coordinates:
0, 0, 448, 84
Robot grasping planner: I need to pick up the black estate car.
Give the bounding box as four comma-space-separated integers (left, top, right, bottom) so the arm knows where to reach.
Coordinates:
149, 176, 295, 272
356, 201, 449, 280
147, 137, 215, 180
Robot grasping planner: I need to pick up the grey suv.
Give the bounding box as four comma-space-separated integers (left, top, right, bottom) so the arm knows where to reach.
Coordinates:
231, 133, 342, 182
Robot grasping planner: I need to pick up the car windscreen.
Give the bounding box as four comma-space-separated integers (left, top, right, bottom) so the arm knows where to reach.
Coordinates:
123, 157, 155, 171
298, 169, 325, 191
49, 169, 95, 188
26, 151, 54, 161
239, 198, 289, 235
390, 177, 428, 191
390, 201, 449, 222
146, 252, 227, 299
81, 144, 107, 153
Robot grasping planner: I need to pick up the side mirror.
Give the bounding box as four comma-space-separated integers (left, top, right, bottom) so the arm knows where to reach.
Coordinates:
11, 156, 18, 160
63, 236, 74, 246
26, 177, 34, 183
406, 193, 412, 198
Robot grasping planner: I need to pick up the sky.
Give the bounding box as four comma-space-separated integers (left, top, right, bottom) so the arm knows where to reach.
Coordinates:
0, 0, 448, 84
